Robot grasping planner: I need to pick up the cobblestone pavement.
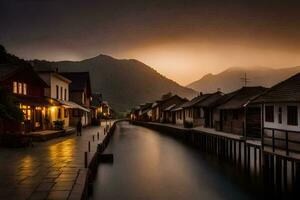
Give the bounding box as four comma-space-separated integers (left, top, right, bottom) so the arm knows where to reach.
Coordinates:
0, 122, 112, 200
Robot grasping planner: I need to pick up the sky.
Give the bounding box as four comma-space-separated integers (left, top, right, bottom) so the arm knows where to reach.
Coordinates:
1, 0, 300, 85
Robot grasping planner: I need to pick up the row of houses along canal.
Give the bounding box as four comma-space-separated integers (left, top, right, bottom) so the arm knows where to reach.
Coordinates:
89, 121, 299, 200
120, 74, 300, 199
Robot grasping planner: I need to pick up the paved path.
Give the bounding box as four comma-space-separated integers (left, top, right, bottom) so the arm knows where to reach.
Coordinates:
0, 121, 113, 200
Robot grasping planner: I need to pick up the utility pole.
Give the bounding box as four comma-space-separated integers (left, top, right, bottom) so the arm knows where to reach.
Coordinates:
240, 73, 250, 86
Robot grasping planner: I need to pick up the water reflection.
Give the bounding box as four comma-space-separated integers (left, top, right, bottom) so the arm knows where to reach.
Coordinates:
91, 122, 262, 200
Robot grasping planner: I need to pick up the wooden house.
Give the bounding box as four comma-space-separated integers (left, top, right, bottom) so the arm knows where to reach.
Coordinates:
151, 95, 186, 122
251, 73, 300, 155
216, 87, 267, 135
60, 72, 92, 127
181, 92, 224, 128
37, 71, 73, 128
139, 103, 153, 121
162, 98, 188, 123
0, 64, 58, 133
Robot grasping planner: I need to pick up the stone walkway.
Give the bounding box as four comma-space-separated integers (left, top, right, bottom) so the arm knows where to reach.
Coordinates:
0, 121, 113, 200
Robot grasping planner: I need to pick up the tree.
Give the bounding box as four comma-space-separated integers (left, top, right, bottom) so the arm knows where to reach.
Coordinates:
0, 87, 23, 122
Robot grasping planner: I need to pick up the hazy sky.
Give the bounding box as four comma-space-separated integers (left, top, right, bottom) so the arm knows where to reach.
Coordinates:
1, 0, 300, 85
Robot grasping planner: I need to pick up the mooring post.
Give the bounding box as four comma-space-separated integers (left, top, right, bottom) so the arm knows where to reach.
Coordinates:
93, 135, 95, 141
238, 141, 241, 165
88, 141, 91, 152
84, 152, 88, 168
275, 156, 282, 195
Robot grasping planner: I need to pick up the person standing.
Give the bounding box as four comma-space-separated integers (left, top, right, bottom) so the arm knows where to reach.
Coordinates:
77, 120, 82, 136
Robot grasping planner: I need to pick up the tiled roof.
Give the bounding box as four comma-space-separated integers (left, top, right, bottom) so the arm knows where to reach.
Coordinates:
217, 86, 267, 110
252, 73, 300, 103
0, 64, 24, 81
194, 92, 224, 107
181, 94, 211, 108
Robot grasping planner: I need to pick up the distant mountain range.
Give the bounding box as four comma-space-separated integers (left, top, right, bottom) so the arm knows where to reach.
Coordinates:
31, 55, 197, 112
187, 66, 300, 93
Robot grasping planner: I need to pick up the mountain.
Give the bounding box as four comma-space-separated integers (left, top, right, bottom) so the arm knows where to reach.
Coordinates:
31, 55, 197, 112
187, 66, 300, 93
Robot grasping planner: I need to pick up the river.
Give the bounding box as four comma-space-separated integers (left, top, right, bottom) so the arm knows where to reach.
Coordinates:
90, 121, 264, 200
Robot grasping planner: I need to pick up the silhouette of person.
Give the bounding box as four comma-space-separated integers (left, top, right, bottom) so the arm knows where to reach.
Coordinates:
77, 120, 82, 136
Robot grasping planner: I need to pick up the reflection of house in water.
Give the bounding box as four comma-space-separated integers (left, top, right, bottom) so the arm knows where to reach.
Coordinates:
0, 64, 57, 133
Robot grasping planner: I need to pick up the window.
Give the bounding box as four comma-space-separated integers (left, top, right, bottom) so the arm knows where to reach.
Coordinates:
23, 83, 27, 95
60, 87, 63, 100
13, 82, 17, 93
56, 85, 59, 99
265, 105, 274, 122
278, 107, 282, 124
287, 106, 298, 126
58, 108, 62, 119
64, 108, 68, 118
18, 82, 22, 94
64, 89, 67, 101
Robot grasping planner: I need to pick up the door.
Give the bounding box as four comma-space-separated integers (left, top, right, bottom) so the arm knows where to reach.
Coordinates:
246, 107, 261, 138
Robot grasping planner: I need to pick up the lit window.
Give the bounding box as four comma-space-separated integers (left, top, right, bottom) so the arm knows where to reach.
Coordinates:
18, 83, 22, 94
13, 82, 17, 93
23, 83, 27, 95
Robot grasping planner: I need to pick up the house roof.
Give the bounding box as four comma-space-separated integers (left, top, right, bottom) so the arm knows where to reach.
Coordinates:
60, 72, 91, 94
164, 104, 176, 111
252, 72, 300, 103
181, 94, 211, 108
196, 92, 224, 107
0, 64, 49, 87
217, 86, 267, 110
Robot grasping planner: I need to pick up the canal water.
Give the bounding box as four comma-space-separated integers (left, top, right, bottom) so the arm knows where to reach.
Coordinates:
90, 122, 264, 200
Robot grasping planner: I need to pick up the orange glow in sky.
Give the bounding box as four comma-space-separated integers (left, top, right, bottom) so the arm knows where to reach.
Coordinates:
120, 39, 300, 85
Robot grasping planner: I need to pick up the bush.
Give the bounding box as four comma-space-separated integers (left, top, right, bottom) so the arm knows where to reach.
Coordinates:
184, 121, 193, 128
54, 120, 64, 130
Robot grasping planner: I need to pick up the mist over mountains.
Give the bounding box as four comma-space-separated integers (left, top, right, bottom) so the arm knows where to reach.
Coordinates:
187, 66, 300, 93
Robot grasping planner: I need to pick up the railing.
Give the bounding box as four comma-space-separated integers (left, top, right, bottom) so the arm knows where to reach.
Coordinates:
263, 127, 300, 156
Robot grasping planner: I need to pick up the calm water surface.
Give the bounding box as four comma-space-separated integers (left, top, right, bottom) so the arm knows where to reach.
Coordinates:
91, 122, 262, 200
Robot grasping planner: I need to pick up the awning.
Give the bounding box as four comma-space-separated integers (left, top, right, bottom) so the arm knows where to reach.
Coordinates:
59, 100, 90, 112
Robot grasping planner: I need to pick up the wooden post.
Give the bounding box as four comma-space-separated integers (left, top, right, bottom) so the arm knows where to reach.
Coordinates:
272, 129, 275, 152
276, 156, 282, 193
244, 142, 247, 170
93, 135, 95, 141
286, 131, 289, 156
84, 152, 88, 168
88, 141, 91, 152
247, 145, 250, 173
283, 158, 287, 193
254, 147, 257, 174
238, 141, 241, 165
234, 140, 236, 163
270, 155, 275, 190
